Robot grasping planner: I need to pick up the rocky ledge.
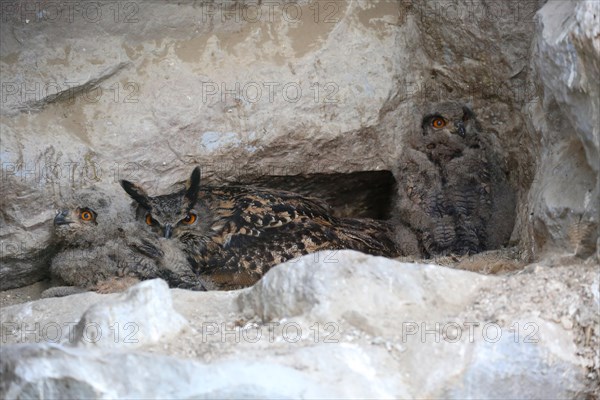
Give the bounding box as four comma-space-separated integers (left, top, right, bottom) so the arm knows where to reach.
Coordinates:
1, 251, 598, 398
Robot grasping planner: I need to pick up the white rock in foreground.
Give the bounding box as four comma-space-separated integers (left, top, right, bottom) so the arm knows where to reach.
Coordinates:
238, 251, 492, 331
0, 279, 187, 349
0, 345, 337, 399
72, 279, 188, 348
1, 251, 595, 399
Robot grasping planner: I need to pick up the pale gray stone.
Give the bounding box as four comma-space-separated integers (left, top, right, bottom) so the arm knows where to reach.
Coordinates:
72, 279, 187, 348
0, 1, 598, 397
524, 0, 599, 259
0, 344, 337, 399
1, 252, 595, 399
0, 0, 553, 288
238, 250, 492, 328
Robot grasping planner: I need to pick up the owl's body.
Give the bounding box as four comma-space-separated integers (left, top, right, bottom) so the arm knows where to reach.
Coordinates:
193, 186, 403, 288
43, 189, 204, 297
394, 102, 515, 256
122, 168, 404, 290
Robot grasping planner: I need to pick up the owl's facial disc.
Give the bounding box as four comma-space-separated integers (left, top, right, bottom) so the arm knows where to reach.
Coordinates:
53, 207, 100, 244
145, 209, 198, 238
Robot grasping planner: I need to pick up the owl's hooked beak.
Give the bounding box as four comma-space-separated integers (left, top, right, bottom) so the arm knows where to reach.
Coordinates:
454, 120, 466, 137
164, 224, 173, 239
54, 210, 72, 226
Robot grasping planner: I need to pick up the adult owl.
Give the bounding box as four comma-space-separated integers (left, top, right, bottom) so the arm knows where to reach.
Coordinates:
394, 102, 516, 256
121, 167, 406, 289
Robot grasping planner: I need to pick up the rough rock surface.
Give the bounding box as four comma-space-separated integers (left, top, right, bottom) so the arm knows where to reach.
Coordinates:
1, 0, 599, 398
1, 251, 598, 398
524, 0, 599, 260
3, 0, 587, 288
72, 279, 187, 348
0, 0, 417, 287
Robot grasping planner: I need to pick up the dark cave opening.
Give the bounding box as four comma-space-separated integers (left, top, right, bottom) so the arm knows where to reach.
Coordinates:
232, 170, 397, 220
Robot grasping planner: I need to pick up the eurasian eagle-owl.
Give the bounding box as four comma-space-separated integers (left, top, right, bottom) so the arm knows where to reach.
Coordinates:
121, 167, 407, 290
394, 102, 516, 256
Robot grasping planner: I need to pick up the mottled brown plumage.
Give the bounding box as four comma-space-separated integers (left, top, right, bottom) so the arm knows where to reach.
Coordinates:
121, 167, 404, 290
394, 102, 516, 256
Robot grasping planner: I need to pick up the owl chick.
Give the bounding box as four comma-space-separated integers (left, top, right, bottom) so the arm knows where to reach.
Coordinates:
121, 167, 406, 290
42, 188, 206, 298
394, 102, 516, 256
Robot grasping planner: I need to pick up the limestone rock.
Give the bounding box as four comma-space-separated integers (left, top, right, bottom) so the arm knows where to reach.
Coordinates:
524, 0, 599, 259
0, 0, 419, 287
1, 1, 599, 396
238, 250, 492, 330
0, 345, 337, 399
72, 279, 187, 348
2, 251, 596, 398
0, 0, 546, 289
535, 0, 599, 173
1, 279, 187, 348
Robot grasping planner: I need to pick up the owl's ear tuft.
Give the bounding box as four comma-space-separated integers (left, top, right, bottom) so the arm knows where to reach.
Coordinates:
120, 180, 152, 210
184, 166, 201, 209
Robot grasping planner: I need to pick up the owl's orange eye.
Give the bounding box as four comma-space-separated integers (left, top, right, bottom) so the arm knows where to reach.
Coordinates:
181, 213, 197, 225
145, 214, 154, 226
432, 117, 446, 129
78, 208, 96, 223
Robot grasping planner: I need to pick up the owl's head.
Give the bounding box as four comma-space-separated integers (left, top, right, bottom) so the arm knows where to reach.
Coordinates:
53, 188, 114, 246
417, 102, 480, 162
120, 167, 203, 239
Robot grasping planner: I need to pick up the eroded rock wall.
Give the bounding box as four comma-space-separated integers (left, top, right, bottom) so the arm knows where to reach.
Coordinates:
1, 0, 422, 288
1, 2, 599, 397
525, 0, 599, 260
0, 1, 597, 283
0, 0, 554, 289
